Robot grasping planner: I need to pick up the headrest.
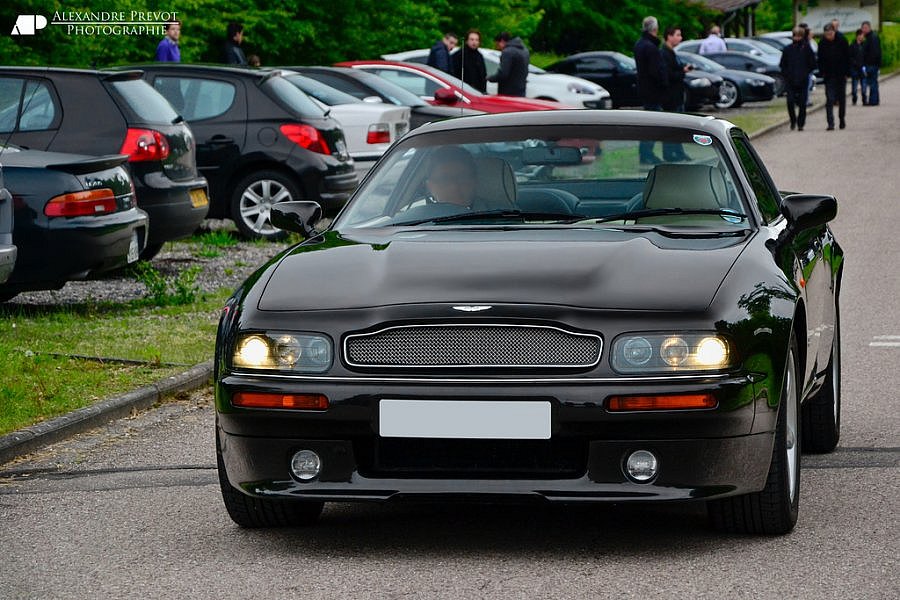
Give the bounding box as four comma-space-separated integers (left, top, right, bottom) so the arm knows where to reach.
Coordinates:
643, 163, 728, 210
474, 157, 517, 209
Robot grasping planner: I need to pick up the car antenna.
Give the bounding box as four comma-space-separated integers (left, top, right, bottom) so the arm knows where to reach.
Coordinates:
1, 83, 42, 159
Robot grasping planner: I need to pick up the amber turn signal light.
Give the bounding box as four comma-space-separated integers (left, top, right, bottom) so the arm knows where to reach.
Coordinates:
233, 392, 329, 410
607, 394, 717, 411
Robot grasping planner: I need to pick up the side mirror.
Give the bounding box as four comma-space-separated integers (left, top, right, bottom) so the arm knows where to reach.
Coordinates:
781, 194, 837, 230
433, 87, 458, 104
270, 201, 323, 238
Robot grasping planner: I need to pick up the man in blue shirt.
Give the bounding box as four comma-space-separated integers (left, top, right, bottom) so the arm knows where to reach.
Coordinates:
155, 21, 181, 62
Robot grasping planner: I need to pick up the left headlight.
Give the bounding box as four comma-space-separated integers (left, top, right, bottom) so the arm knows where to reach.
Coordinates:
612, 333, 733, 374
688, 77, 712, 88
749, 78, 768, 87
232, 332, 332, 372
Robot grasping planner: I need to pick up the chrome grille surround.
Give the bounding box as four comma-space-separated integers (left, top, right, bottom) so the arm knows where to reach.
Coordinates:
344, 324, 602, 368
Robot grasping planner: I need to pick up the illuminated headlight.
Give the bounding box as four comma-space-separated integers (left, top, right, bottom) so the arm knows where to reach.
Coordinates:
755, 67, 768, 74
233, 332, 332, 372
749, 78, 768, 87
612, 333, 733, 373
567, 82, 595, 94
688, 77, 712, 88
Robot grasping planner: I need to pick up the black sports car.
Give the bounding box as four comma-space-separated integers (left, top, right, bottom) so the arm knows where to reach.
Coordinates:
0, 147, 148, 301
677, 52, 775, 109
214, 110, 843, 535
701, 51, 786, 96
545, 51, 721, 110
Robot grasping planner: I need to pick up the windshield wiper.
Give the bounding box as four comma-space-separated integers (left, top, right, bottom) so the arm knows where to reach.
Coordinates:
392, 209, 584, 227
589, 207, 748, 223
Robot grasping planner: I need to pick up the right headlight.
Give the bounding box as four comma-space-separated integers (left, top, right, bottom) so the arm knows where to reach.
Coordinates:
612, 332, 734, 374
232, 332, 332, 372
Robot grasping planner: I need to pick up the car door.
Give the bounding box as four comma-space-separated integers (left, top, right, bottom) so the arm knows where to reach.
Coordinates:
0, 76, 61, 151
574, 57, 636, 107
148, 73, 247, 203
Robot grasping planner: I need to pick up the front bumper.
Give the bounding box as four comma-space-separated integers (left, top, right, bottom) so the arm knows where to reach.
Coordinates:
217, 372, 774, 503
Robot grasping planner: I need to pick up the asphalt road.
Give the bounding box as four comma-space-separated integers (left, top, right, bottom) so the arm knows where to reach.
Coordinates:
1, 79, 899, 599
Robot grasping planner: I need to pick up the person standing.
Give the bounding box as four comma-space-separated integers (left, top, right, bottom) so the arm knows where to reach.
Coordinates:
223, 22, 247, 65
634, 16, 666, 164
426, 32, 458, 75
452, 30, 487, 93
861, 21, 882, 106
698, 24, 727, 55
155, 20, 181, 62
780, 26, 817, 131
660, 26, 691, 161
818, 23, 850, 130
849, 29, 867, 105
488, 32, 529, 97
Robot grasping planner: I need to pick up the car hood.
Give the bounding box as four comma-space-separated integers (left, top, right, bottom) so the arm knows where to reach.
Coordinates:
258, 229, 748, 312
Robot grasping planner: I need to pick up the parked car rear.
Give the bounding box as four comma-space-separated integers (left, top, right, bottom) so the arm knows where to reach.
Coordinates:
124, 65, 359, 237
0, 146, 148, 301
0, 165, 14, 284
0, 68, 208, 259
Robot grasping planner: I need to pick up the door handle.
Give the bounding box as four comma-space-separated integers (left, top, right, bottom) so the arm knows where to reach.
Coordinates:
207, 135, 234, 145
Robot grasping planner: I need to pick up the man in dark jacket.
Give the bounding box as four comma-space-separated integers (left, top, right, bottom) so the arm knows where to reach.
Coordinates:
453, 29, 488, 93
634, 16, 666, 164
223, 22, 246, 65
779, 26, 817, 131
861, 21, 882, 105
660, 26, 691, 161
849, 29, 866, 105
427, 32, 458, 75
818, 23, 850, 130
488, 32, 529, 97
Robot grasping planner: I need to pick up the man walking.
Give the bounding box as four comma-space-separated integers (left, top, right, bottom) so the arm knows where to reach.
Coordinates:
698, 24, 727, 55
223, 22, 247, 65
488, 32, 529, 97
779, 26, 817, 131
426, 32, 458, 75
660, 25, 691, 161
818, 23, 850, 130
155, 20, 181, 62
634, 16, 666, 163
861, 21, 882, 105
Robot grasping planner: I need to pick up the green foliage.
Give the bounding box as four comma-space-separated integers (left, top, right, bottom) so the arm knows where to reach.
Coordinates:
131, 261, 201, 306
881, 23, 900, 68
755, 0, 794, 33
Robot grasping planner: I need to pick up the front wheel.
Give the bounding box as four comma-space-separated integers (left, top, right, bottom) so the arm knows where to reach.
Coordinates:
715, 80, 741, 109
708, 336, 801, 534
217, 437, 324, 528
230, 170, 301, 240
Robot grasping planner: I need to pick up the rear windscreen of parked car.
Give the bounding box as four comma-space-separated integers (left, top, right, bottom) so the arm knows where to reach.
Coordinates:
263, 76, 328, 119
107, 79, 179, 123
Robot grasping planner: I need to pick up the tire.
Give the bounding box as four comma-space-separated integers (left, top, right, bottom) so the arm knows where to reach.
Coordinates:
708, 335, 801, 535
715, 80, 741, 109
217, 435, 324, 528
138, 241, 164, 262
802, 306, 841, 453
772, 74, 786, 97
230, 170, 300, 241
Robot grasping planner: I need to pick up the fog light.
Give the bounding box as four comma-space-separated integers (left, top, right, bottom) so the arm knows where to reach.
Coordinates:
290, 450, 321, 481
624, 450, 658, 483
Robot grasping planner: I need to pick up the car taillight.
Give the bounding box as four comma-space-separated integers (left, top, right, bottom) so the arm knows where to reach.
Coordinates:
44, 188, 118, 217
120, 128, 170, 162
366, 123, 391, 144
280, 124, 331, 155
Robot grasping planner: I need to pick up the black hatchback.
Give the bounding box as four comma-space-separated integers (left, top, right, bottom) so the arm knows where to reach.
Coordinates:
0, 68, 208, 259
125, 65, 358, 239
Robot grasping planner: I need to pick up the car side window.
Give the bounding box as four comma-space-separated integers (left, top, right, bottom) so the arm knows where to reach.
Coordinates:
732, 134, 781, 223
577, 58, 613, 73
372, 69, 439, 97
19, 80, 56, 131
0, 79, 24, 133
307, 73, 366, 99
154, 77, 235, 121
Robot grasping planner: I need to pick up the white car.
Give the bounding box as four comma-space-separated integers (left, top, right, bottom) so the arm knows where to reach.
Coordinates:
382, 48, 612, 109
283, 72, 410, 176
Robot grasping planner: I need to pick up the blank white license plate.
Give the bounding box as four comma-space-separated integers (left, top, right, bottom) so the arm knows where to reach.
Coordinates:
379, 400, 551, 439
126, 232, 140, 263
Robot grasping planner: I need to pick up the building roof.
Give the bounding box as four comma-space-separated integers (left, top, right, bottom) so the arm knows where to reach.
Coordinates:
701, 0, 763, 11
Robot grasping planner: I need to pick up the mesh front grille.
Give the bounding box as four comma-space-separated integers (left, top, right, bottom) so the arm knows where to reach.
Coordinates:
344, 325, 601, 368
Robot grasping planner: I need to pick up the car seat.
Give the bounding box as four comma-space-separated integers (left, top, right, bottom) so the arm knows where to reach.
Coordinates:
472, 157, 516, 210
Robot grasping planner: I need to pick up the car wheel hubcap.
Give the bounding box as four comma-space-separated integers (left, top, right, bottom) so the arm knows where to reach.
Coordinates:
719, 82, 737, 106
240, 179, 292, 235
785, 350, 799, 503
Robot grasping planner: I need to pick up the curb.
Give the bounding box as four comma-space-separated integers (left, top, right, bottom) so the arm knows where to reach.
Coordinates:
0, 360, 213, 465
751, 69, 899, 139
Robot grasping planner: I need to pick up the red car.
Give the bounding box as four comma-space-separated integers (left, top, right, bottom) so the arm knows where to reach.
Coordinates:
335, 60, 576, 113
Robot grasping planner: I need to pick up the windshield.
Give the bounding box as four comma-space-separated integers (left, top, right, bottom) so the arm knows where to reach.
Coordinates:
354, 71, 427, 106
284, 73, 361, 106
334, 125, 750, 232
678, 52, 724, 72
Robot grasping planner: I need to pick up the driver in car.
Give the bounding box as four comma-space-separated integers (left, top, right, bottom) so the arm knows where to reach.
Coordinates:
425, 146, 479, 208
